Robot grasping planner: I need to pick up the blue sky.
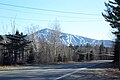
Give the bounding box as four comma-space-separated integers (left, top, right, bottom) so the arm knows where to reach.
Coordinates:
0, 0, 113, 40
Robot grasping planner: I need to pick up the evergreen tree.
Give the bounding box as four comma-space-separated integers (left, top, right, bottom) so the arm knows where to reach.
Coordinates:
102, 0, 120, 64
57, 54, 62, 62
0, 31, 31, 65
99, 41, 104, 54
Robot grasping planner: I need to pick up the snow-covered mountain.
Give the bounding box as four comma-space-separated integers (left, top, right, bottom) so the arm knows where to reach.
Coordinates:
36, 28, 112, 47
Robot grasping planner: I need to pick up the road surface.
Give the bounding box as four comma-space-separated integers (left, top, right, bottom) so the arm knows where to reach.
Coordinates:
0, 60, 119, 80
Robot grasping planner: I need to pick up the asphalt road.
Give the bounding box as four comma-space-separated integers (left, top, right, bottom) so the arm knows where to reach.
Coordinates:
0, 60, 114, 80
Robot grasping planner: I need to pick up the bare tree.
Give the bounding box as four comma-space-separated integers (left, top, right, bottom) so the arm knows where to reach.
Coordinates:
25, 25, 42, 63
50, 20, 61, 62
11, 19, 16, 35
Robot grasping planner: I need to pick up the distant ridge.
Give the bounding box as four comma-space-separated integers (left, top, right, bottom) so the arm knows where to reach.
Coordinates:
35, 28, 112, 47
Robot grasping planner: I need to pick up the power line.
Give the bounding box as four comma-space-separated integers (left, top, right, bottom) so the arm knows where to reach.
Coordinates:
0, 15, 103, 22
0, 2, 100, 16
0, 8, 102, 19
0, 16, 49, 21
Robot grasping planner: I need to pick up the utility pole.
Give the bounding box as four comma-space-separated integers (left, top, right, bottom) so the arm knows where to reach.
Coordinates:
118, 34, 120, 71
116, 33, 120, 71
119, 43, 120, 71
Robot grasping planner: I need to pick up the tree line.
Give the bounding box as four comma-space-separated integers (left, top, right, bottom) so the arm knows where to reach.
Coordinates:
0, 28, 112, 65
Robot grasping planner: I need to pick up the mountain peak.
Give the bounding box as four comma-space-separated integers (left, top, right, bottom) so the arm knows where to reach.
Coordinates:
36, 28, 112, 47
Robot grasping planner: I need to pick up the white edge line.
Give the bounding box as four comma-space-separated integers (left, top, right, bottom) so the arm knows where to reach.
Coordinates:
55, 64, 99, 80
55, 68, 86, 80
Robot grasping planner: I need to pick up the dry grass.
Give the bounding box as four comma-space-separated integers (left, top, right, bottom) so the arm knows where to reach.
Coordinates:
105, 68, 120, 76
0, 66, 19, 70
